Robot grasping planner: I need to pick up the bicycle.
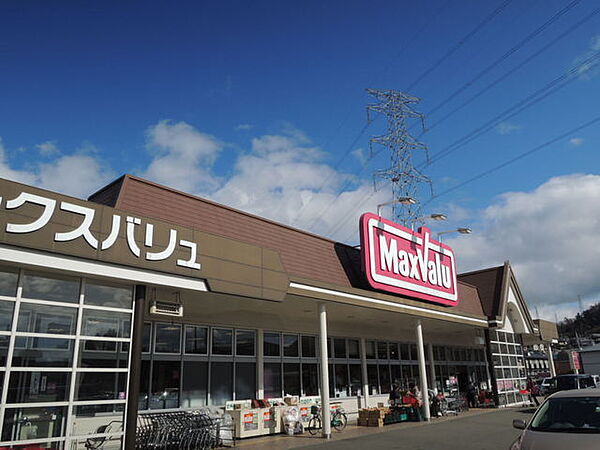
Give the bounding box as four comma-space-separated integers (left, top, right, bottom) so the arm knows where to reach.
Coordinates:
307, 403, 347, 435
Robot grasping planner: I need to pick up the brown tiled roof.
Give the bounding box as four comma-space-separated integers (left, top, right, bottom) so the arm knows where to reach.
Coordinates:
458, 265, 505, 318
89, 175, 485, 317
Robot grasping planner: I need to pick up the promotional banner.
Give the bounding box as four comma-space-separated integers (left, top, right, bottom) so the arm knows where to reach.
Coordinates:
360, 212, 459, 306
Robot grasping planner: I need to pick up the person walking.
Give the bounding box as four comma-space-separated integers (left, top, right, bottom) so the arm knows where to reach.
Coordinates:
527, 377, 540, 407
467, 381, 478, 408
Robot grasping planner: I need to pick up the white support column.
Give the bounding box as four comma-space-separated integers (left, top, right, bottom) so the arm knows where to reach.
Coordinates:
257, 329, 264, 399
427, 343, 436, 395
319, 303, 332, 438
547, 344, 556, 377
360, 337, 369, 407
416, 320, 430, 421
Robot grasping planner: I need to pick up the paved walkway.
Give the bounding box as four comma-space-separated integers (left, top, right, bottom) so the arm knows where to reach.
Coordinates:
235, 407, 525, 450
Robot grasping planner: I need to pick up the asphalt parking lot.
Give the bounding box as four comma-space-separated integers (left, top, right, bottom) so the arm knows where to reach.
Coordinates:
305, 408, 537, 450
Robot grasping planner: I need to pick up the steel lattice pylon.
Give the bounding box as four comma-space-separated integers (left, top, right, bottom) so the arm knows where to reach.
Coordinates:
367, 88, 432, 226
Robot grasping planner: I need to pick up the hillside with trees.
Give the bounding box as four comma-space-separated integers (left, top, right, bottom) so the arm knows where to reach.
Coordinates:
558, 302, 600, 338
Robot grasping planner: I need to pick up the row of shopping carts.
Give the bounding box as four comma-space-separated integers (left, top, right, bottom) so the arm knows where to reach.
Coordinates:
135, 411, 228, 449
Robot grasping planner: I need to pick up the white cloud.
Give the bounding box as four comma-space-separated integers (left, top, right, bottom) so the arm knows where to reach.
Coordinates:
448, 174, 600, 319
38, 154, 115, 198
36, 141, 60, 156
495, 122, 522, 135
569, 137, 584, 146
235, 124, 253, 131
574, 34, 600, 79
209, 128, 388, 241
0, 138, 114, 198
352, 148, 368, 166
142, 120, 223, 193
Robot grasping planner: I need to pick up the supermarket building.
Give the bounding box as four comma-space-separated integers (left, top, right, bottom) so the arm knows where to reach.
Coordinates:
0, 175, 544, 448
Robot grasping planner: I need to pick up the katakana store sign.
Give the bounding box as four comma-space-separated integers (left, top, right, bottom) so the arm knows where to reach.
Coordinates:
360, 212, 459, 306
0, 179, 201, 275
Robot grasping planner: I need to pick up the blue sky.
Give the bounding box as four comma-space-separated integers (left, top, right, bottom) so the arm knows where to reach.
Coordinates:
1, 0, 600, 319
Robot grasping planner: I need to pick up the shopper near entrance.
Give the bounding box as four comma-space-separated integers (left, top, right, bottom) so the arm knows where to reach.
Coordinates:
527, 377, 540, 407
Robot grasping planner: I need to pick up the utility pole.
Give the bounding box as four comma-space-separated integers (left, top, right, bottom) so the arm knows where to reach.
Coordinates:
366, 88, 431, 226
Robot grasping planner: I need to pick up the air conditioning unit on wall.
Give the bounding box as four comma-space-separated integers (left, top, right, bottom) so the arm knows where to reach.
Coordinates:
150, 300, 183, 317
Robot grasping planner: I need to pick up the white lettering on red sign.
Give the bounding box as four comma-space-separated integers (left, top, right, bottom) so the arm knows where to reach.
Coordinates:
360, 212, 459, 306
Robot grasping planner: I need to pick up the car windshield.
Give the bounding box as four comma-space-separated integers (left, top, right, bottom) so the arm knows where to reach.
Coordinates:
530, 397, 600, 433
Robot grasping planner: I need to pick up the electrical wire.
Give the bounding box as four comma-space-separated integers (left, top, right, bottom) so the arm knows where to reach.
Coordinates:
290, 0, 510, 228
424, 3, 600, 135
405, 0, 514, 92
325, 50, 600, 241
425, 0, 582, 119
422, 114, 600, 206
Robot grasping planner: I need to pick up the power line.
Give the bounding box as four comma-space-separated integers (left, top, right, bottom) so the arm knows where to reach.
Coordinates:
422, 113, 600, 205
424, 3, 600, 135
424, 49, 600, 167
289, 1, 453, 228
326, 50, 600, 241
425, 0, 582, 119
291, 0, 511, 228
405, 0, 514, 92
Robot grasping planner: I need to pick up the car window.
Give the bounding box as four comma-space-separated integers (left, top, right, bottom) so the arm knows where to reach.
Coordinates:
556, 377, 576, 390
581, 377, 595, 388
530, 397, 600, 433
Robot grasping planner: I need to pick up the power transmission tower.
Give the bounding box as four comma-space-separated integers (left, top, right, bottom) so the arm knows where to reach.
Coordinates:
366, 88, 432, 226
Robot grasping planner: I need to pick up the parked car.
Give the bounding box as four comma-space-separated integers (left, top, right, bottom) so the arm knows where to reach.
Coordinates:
537, 377, 553, 396
510, 388, 600, 450
592, 375, 600, 388
548, 374, 596, 394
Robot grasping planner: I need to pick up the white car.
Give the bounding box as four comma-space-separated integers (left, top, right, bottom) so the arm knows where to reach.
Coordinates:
510, 388, 600, 450
592, 375, 600, 388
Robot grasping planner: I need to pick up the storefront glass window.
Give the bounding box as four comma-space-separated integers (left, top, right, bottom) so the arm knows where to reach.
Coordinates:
377, 341, 388, 360
283, 363, 301, 396
235, 362, 256, 400
379, 364, 391, 394
0, 266, 18, 297
81, 310, 131, 339
2, 406, 67, 442
181, 361, 208, 408
333, 338, 347, 359
302, 363, 319, 396
366, 340, 376, 359
84, 281, 132, 309
150, 360, 180, 409
389, 342, 399, 360
155, 323, 181, 354
7, 371, 70, 403
334, 364, 349, 397
210, 362, 233, 406
349, 364, 362, 396
185, 326, 208, 354
283, 334, 299, 357
17, 303, 77, 335
391, 365, 402, 387
22, 271, 80, 303
235, 330, 255, 356
264, 332, 280, 357
399, 343, 410, 360
0, 300, 14, 331
348, 339, 360, 359
212, 328, 233, 356
139, 360, 150, 410
76, 372, 127, 402
301, 335, 316, 358
264, 362, 281, 398
409, 344, 417, 360
142, 323, 152, 353
12, 337, 74, 367
78, 340, 128, 368
367, 364, 379, 395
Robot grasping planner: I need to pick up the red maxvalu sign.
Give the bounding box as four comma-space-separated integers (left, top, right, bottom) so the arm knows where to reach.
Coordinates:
359, 212, 459, 306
